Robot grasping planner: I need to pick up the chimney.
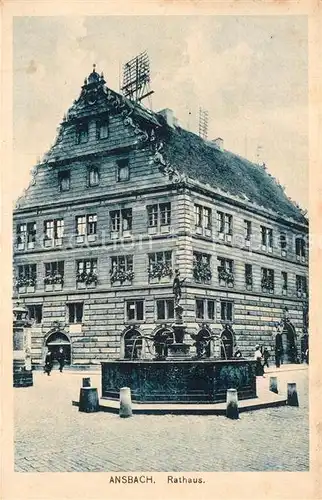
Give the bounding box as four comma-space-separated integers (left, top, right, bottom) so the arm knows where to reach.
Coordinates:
158, 108, 175, 128
212, 137, 224, 150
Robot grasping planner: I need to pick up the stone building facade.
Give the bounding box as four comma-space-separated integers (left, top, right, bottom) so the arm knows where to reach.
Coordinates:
13, 67, 309, 367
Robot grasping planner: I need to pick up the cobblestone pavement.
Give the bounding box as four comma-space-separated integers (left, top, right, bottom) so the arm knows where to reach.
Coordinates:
14, 367, 309, 472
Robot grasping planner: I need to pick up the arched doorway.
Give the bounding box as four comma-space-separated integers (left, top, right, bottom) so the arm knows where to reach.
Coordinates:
123, 329, 143, 360
193, 327, 212, 358
281, 321, 298, 363
153, 326, 174, 359
221, 327, 234, 359
45, 331, 71, 365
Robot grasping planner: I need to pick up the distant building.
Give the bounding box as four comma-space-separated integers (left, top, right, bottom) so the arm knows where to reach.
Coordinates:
13, 66, 309, 367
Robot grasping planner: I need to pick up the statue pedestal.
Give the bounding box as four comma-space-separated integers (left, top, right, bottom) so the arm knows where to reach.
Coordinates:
167, 343, 191, 359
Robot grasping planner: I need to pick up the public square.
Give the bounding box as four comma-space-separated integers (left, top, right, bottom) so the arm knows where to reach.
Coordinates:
14, 365, 309, 472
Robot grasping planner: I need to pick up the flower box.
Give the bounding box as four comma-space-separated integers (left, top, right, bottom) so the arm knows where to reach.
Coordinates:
246, 284, 253, 291
26, 286, 35, 293
110, 231, 119, 240
301, 256, 306, 263
149, 276, 171, 285
261, 244, 267, 251
87, 234, 96, 242
27, 241, 35, 249
218, 232, 224, 241
195, 226, 203, 235
44, 239, 53, 248
123, 230, 132, 239
55, 238, 63, 247
268, 246, 273, 253
54, 283, 63, 291
76, 235, 85, 244
204, 228, 212, 238
87, 282, 97, 289
148, 226, 158, 235
245, 239, 251, 247
77, 282, 86, 290
225, 234, 232, 243
111, 280, 132, 287
45, 284, 54, 292
160, 224, 171, 234
18, 286, 26, 294
17, 243, 25, 250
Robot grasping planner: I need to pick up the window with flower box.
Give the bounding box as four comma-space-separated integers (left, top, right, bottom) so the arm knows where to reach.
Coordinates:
27, 305, 42, 324
76, 259, 98, 288
148, 251, 173, 283
220, 301, 233, 321
126, 300, 144, 321
44, 219, 64, 247
110, 209, 132, 239
76, 214, 97, 242
217, 257, 234, 287
295, 237, 307, 262
217, 211, 233, 242
280, 233, 288, 257
96, 118, 109, 140
16, 222, 36, 250
260, 226, 273, 252
156, 299, 175, 320
261, 267, 274, 293
196, 298, 215, 320
58, 170, 70, 191
44, 261, 64, 291
16, 264, 37, 292
244, 220, 252, 247
147, 202, 171, 234
117, 159, 130, 182
281, 271, 288, 295
68, 303, 83, 324
296, 275, 307, 298
76, 122, 88, 144
110, 255, 134, 285
87, 166, 99, 187
193, 252, 212, 283
245, 264, 253, 290
194, 204, 212, 237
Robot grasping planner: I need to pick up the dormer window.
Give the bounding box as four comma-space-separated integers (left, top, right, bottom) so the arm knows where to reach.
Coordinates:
76, 122, 88, 144
58, 170, 70, 191
88, 166, 99, 187
117, 159, 130, 182
96, 118, 109, 140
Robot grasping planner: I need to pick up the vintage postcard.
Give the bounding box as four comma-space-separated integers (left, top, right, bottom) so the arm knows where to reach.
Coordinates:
1, 1, 321, 499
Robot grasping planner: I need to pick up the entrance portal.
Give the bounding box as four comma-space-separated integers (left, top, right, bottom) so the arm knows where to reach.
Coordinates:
281, 321, 297, 363
46, 331, 71, 365
123, 329, 142, 359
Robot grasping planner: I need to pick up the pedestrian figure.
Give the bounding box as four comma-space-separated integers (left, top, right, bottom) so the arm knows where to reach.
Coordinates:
44, 349, 53, 376
254, 345, 265, 377
275, 329, 284, 368
262, 347, 270, 368
57, 347, 65, 373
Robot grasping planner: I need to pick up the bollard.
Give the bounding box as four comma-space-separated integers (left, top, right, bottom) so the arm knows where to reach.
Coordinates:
119, 387, 132, 418
287, 383, 299, 407
79, 387, 99, 412
269, 376, 278, 394
226, 388, 239, 419
82, 377, 91, 387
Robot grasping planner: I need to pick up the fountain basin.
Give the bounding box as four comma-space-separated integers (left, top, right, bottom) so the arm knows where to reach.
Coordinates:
101, 359, 257, 404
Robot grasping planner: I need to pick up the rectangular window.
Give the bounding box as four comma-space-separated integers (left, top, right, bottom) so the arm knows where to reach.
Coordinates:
110, 209, 132, 236
76, 123, 88, 144
295, 237, 307, 261
96, 119, 109, 140
76, 259, 97, 276
194, 204, 211, 233
27, 305, 42, 324
76, 215, 97, 236
281, 271, 288, 294
245, 264, 253, 289
156, 299, 175, 320
261, 267, 274, 292
244, 220, 252, 242
217, 211, 232, 240
117, 159, 130, 182
221, 301, 233, 321
195, 298, 215, 320
147, 203, 171, 230
217, 257, 234, 287
193, 252, 212, 283
148, 251, 173, 280
45, 219, 63, 241
44, 220, 54, 240
261, 226, 273, 250
110, 255, 134, 284
58, 170, 70, 191
68, 303, 83, 324
44, 261, 64, 284
55, 219, 64, 239
17, 264, 37, 288
16, 223, 27, 248
126, 300, 144, 321
280, 233, 287, 256
296, 275, 307, 296
88, 166, 99, 187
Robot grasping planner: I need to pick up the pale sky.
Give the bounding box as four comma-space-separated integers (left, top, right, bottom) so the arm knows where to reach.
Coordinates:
13, 16, 308, 208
